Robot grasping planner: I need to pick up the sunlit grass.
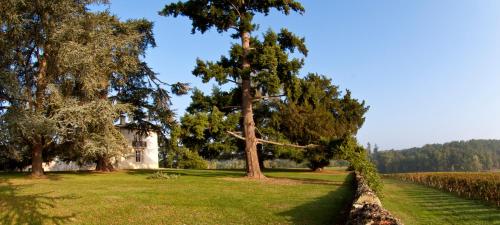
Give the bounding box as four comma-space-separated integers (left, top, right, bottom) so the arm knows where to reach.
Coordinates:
381, 178, 500, 225
0, 169, 354, 225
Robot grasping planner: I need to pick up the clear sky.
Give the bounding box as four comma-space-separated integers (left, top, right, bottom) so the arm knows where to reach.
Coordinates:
97, 0, 500, 150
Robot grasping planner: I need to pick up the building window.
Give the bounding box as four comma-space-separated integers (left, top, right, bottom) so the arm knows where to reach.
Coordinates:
132, 140, 147, 148
133, 135, 147, 149
135, 150, 142, 162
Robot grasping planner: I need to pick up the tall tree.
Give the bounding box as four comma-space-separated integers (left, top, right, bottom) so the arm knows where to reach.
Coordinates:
0, 0, 174, 175
161, 1, 306, 178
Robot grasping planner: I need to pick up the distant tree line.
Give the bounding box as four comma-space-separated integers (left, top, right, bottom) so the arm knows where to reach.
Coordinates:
371, 139, 500, 173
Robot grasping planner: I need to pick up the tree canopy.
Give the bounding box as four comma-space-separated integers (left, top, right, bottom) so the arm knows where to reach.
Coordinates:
0, 0, 182, 175
161, 0, 307, 178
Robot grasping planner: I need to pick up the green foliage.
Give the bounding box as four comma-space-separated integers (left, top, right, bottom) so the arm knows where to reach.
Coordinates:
162, 1, 309, 175
272, 74, 369, 170
373, 139, 500, 173
160, 0, 304, 35
277, 74, 368, 146
191, 29, 306, 95
331, 137, 382, 193
0, 0, 182, 171
176, 148, 209, 169
0, 0, 142, 169
180, 96, 241, 159
162, 1, 307, 92
146, 171, 181, 180
50, 99, 132, 164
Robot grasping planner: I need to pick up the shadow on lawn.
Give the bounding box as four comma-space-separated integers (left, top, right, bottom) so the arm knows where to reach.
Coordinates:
126, 169, 245, 178
278, 173, 355, 225
0, 177, 78, 225
397, 181, 500, 223
126, 169, 347, 185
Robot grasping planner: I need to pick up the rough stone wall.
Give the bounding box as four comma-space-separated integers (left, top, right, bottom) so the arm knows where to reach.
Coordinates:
346, 172, 403, 225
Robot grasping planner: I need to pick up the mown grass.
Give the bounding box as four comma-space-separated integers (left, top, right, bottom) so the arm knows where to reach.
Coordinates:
0, 169, 354, 225
381, 178, 500, 225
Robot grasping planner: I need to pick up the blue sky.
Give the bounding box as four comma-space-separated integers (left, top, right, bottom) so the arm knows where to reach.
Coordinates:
98, 0, 500, 150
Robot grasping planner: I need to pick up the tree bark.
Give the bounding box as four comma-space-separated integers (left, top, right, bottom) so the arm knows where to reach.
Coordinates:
95, 156, 114, 172
241, 31, 265, 179
31, 52, 48, 178
31, 142, 44, 177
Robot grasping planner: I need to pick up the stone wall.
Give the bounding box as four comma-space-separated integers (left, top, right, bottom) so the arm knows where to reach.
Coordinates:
346, 172, 403, 225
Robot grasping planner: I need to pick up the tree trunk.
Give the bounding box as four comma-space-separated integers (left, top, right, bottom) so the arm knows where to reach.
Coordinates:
314, 167, 323, 172
31, 142, 44, 177
95, 156, 114, 172
257, 145, 265, 170
31, 50, 48, 178
163, 153, 168, 168
241, 31, 265, 179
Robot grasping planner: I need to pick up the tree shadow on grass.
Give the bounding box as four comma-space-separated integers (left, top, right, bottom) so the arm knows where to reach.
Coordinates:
397, 181, 500, 223
125, 169, 246, 178
262, 168, 314, 173
278, 173, 355, 225
264, 176, 347, 186
0, 178, 78, 225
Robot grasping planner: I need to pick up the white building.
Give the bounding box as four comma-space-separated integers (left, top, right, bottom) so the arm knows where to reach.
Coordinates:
42, 120, 160, 171
114, 125, 160, 170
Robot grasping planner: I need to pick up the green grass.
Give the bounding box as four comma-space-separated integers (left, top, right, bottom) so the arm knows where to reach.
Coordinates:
0, 169, 354, 225
381, 178, 500, 225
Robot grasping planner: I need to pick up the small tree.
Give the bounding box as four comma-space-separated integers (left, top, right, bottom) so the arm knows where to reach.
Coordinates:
161, 1, 306, 178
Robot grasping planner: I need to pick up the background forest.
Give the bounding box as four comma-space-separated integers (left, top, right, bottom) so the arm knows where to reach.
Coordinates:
372, 139, 500, 173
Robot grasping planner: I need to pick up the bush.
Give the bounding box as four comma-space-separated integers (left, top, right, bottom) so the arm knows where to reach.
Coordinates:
304, 143, 335, 171
263, 159, 308, 168
177, 148, 208, 169
332, 137, 382, 194
206, 159, 246, 169
147, 171, 180, 179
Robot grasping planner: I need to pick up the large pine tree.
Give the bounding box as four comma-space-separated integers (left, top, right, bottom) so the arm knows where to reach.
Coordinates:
161, 0, 306, 178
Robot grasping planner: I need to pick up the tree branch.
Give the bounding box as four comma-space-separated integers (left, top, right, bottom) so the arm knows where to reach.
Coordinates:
221, 105, 241, 110
226, 131, 319, 149
252, 95, 284, 102
226, 78, 242, 85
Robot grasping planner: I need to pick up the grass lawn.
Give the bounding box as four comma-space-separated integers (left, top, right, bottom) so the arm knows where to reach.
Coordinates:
0, 169, 354, 225
381, 178, 500, 225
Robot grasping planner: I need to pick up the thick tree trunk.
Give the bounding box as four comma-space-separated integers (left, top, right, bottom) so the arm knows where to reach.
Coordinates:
241, 31, 265, 179
95, 156, 114, 172
31, 143, 44, 177
314, 167, 324, 172
31, 52, 47, 178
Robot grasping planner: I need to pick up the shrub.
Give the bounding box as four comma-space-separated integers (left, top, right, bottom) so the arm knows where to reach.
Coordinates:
177, 148, 208, 169
147, 171, 180, 179
263, 159, 308, 168
332, 137, 382, 193
206, 159, 246, 169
